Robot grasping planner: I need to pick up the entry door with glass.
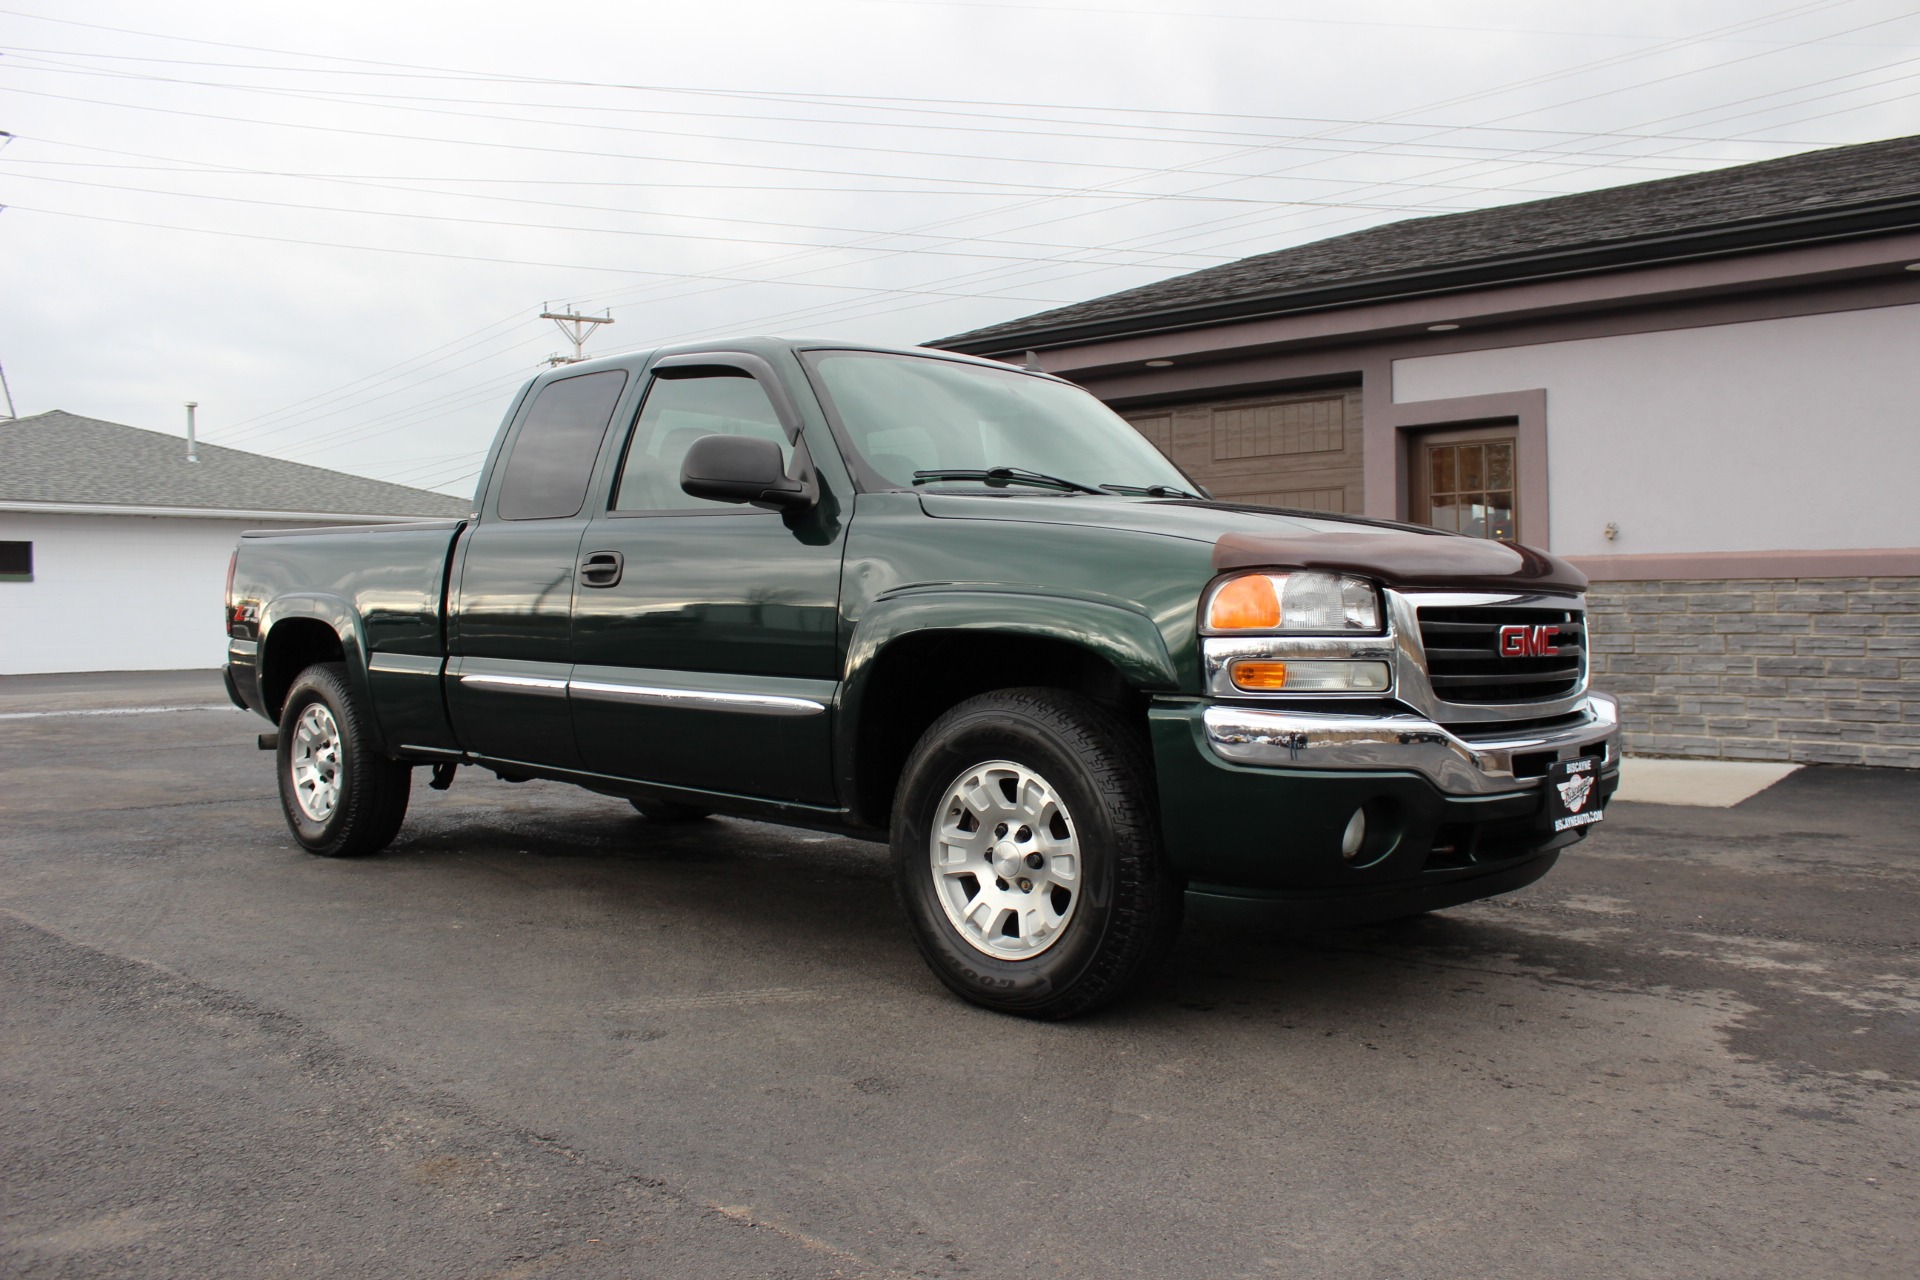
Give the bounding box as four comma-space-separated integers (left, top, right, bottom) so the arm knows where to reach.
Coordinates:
1409, 425, 1519, 541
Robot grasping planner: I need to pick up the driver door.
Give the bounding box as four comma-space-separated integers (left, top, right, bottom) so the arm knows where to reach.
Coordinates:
568, 356, 845, 804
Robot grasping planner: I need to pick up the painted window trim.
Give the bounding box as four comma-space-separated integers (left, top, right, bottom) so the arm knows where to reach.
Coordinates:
1385, 389, 1549, 550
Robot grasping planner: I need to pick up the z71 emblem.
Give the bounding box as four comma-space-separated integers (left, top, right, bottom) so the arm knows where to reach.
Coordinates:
1498, 623, 1561, 657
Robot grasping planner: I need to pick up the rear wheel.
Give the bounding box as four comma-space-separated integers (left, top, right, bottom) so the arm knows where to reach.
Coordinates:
276, 662, 411, 858
891, 688, 1181, 1019
629, 797, 713, 822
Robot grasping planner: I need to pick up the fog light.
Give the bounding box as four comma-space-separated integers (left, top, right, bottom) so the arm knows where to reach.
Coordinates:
1341, 808, 1367, 860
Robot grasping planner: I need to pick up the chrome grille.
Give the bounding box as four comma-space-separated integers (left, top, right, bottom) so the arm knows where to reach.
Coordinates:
1416, 605, 1585, 705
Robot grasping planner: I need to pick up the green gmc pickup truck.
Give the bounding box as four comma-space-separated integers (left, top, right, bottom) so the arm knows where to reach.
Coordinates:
224, 337, 1618, 1018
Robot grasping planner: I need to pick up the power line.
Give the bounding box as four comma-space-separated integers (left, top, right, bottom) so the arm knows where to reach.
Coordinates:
212, 312, 530, 436
1, 2, 1902, 96
213, 325, 545, 445
507, 0, 1875, 356
840, 0, 1918, 44
0, 147, 1589, 211
40, 0, 1890, 471
2, 171, 1250, 268
0, 47, 1844, 162
592, 0, 1891, 344
2, 203, 1084, 304
3, 83, 1334, 197
7, 69, 1795, 204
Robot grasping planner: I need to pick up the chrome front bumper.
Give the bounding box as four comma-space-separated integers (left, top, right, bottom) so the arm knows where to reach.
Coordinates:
1203, 692, 1620, 798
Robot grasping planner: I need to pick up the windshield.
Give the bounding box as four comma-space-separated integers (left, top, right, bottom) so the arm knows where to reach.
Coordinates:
806, 350, 1196, 494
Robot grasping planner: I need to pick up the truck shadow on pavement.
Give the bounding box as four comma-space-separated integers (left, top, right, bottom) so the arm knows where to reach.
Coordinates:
371, 771, 1920, 1098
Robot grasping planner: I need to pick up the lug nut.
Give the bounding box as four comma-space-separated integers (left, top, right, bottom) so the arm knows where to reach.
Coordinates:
1017, 878, 1033, 892
1024, 852, 1044, 869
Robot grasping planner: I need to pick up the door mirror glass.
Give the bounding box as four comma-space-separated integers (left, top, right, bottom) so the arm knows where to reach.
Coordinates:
681, 434, 813, 509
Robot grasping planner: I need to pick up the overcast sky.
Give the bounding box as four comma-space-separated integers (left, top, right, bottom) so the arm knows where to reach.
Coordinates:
3, 0, 1917, 496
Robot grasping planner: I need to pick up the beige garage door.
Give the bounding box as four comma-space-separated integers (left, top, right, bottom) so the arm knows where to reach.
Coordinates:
1121, 385, 1363, 513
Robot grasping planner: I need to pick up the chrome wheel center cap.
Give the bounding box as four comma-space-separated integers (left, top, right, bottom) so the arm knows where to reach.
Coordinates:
991, 844, 1023, 880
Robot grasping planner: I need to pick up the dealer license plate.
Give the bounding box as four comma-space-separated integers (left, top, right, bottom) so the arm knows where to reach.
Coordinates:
1544, 756, 1604, 832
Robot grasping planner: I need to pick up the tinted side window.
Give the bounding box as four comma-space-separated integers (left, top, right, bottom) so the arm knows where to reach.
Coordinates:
496, 370, 628, 520
612, 372, 790, 512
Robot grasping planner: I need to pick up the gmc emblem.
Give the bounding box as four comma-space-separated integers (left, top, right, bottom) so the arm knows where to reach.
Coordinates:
1498, 623, 1560, 658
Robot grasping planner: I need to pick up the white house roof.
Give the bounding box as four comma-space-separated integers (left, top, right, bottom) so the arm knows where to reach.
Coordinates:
0, 411, 472, 519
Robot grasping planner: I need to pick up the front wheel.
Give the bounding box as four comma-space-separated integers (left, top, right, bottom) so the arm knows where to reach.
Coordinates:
276, 662, 411, 858
891, 688, 1181, 1019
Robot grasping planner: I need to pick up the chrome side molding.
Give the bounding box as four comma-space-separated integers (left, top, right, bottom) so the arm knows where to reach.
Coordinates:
456, 668, 826, 715
567, 679, 825, 717
369, 652, 443, 675
458, 672, 569, 694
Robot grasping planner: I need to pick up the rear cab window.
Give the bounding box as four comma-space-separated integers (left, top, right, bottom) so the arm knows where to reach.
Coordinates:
495, 370, 629, 520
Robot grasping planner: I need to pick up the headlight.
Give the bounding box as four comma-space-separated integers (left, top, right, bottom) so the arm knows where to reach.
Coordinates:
1203, 571, 1381, 633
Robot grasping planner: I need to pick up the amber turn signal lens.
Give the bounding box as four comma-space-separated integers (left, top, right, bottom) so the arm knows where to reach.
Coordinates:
1207, 574, 1280, 629
1229, 659, 1393, 693
1229, 661, 1289, 690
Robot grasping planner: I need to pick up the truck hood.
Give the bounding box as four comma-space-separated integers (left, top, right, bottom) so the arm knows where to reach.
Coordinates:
917, 494, 1586, 593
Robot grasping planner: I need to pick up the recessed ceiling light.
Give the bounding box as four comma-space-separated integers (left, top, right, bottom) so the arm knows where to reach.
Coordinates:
1427, 323, 1460, 332
1145, 359, 1175, 367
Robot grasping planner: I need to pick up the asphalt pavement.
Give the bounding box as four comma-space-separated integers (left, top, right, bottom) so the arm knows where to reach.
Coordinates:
3, 671, 1916, 1278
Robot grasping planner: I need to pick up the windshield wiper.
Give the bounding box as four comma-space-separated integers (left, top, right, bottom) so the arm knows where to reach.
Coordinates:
912, 466, 1102, 495
1098, 482, 1204, 499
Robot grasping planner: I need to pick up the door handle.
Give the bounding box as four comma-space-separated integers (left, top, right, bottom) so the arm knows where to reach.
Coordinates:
578, 550, 624, 588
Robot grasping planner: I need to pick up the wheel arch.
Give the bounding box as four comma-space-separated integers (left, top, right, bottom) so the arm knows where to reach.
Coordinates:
257, 595, 378, 744
837, 590, 1179, 829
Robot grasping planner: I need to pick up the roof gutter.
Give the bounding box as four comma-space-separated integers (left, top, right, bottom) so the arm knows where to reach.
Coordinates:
936, 195, 1920, 357
0, 500, 461, 523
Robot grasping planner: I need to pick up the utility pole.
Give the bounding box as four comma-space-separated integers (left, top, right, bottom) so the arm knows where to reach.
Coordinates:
0, 357, 15, 419
540, 305, 614, 366
185, 402, 199, 462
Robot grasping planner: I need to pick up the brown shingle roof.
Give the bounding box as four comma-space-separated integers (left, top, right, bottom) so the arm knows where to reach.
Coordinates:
935, 132, 1920, 354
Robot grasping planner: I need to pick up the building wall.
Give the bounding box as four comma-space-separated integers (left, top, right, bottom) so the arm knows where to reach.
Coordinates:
1386, 302, 1920, 765
1390, 301, 1920, 559
1589, 576, 1920, 768
0, 511, 305, 674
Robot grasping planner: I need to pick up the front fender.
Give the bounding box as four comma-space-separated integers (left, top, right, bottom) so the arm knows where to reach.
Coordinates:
835, 587, 1180, 818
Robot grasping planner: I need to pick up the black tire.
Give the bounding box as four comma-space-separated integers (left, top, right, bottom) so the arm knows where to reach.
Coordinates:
629, 797, 713, 822
891, 688, 1182, 1020
276, 662, 411, 858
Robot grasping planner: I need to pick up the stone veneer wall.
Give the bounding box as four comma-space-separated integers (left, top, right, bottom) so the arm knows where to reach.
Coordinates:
1585, 577, 1920, 768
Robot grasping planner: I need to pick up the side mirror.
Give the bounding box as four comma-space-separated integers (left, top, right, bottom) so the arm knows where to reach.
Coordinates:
680, 434, 815, 511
